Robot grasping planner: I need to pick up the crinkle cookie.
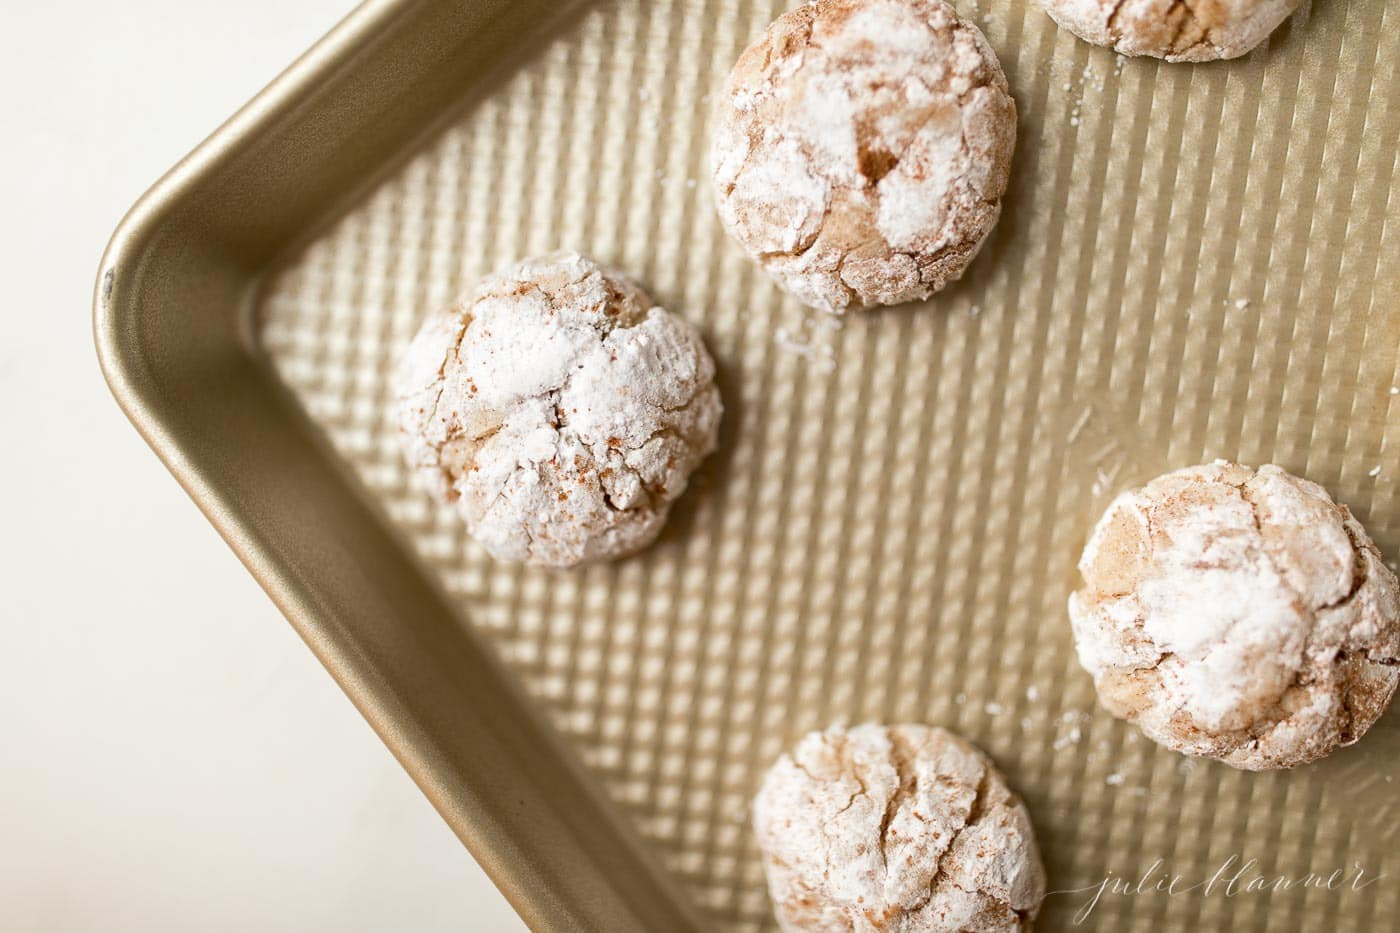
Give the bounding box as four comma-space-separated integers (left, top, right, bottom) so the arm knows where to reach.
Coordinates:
1033, 0, 1301, 62
754, 724, 1046, 931
711, 0, 1016, 313
395, 252, 722, 568
1070, 461, 1400, 770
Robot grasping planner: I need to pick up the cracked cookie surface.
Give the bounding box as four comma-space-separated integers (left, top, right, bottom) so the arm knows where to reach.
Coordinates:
754, 724, 1045, 931
1071, 461, 1400, 770
711, 0, 1016, 314
1034, 0, 1301, 62
395, 252, 722, 568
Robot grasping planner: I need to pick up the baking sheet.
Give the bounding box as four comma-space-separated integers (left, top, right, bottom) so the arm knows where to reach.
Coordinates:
257, 0, 1400, 927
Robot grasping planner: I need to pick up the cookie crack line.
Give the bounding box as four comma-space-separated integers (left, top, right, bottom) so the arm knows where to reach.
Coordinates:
830, 731, 871, 819
1321, 518, 1372, 612
943, 877, 1026, 929
1104, 0, 1130, 40
1235, 479, 1315, 627
876, 730, 916, 869
1238, 475, 1370, 615
1167, 0, 1223, 57
908, 763, 990, 915
415, 313, 471, 454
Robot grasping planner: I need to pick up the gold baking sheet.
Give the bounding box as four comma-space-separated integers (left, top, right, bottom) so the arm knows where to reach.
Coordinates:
252, 0, 1400, 929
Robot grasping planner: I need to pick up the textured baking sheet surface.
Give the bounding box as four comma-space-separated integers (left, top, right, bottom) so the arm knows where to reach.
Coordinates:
257, 0, 1400, 928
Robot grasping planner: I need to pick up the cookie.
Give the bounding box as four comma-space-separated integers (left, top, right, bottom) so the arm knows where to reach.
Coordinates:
395, 252, 722, 568
1033, 0, 1301, 62
1070, 461, 1400, 770
754, 724, 1046, 931
711, 0, 1016, 313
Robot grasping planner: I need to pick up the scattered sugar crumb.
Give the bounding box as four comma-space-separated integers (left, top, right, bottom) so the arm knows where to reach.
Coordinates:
774, 324, 837, 372
1105, 772, 1125, 786
1053, 726, 1083, 751
985, 701, 1004, 715
1091, 467, 1113, 498
968, 304, 981, 317
1026, 685, 1040, 702
1390, 386, 1399, 396
1066, 407, 1094, 444
1233, 298, 1250, 310
1370, 466, 1382, 478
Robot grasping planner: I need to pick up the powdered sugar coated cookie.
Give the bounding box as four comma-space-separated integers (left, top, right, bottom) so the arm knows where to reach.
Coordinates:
395, 252, 722, 568
754, 724, 1045, 931
1034, 0, 1301, 62
1071, 461, 1400, 770
712, 0, 1016, 313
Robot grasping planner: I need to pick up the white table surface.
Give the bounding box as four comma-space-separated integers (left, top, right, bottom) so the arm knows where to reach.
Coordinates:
0, 3, 525, 929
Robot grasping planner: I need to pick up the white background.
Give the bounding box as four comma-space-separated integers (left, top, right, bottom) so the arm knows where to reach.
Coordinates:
0, 2, 525, 929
